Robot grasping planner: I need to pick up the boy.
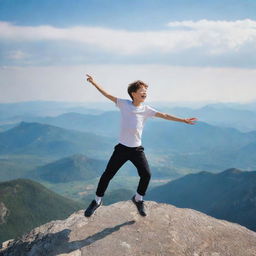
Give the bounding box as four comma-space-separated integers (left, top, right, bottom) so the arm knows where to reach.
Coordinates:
84, 74, 197, 217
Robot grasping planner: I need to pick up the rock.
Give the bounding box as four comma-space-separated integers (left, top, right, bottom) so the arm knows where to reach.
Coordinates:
1, 240, 14, 250
1, 201, 256, 256
0, 202, 9, 225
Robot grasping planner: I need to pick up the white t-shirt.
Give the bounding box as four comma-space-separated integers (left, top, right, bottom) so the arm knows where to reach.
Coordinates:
116, 98, 158, 147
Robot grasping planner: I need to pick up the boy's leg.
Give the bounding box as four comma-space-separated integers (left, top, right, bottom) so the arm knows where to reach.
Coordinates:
130, 147, 151, 197
96, 144, 128, 197
85, 144, 128, 217
130, 147, 151, 217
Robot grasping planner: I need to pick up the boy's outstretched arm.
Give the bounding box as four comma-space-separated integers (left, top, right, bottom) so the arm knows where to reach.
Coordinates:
86, 74, 117, 103
155, 112, 198, 125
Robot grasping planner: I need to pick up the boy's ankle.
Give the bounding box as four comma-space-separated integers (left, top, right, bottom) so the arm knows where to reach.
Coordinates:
135, 192, 143, 202
95, 196, 102, 205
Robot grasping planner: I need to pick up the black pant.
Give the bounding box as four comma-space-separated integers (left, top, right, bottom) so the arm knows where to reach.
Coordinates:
96, 143, 151, 197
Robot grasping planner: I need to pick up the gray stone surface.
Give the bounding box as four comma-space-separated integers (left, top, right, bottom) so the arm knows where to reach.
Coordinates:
0, 202, 9, 225
1, 201, 256, 256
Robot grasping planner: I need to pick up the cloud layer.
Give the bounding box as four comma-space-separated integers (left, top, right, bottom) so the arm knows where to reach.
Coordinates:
1, 19, 256, 66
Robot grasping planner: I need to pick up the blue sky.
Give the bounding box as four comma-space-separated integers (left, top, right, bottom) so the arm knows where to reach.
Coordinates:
0, 0, 256, 103
1, 0, 256, 28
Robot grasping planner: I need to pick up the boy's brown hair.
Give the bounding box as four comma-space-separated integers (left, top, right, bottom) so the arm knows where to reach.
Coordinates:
127, 80, 148, 100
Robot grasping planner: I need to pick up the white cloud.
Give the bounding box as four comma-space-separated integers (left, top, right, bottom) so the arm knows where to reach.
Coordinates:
1, 19, 256, 56
167, 19, 256, 54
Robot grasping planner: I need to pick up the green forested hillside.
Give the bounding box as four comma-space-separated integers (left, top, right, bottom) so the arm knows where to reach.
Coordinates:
0, 179, 83, 243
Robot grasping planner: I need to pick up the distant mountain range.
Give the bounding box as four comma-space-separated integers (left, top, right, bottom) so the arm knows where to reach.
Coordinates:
148, 168, 256, 231
27, 111, 120, 137
0, 101, 108, 121
1, 101, 256, 172
1, 119, 256, 175
3, 113, 255, 159
162, 104, 256, 132
144, 120, 256, 153
0, 179, 83, 244
144, 120, 256, 170
1, 100, 256, 132
0, 122, 114, 158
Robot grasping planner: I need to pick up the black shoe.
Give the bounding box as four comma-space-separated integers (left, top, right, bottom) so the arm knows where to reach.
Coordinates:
131, 196, 146, 216
84, 200, 102, 217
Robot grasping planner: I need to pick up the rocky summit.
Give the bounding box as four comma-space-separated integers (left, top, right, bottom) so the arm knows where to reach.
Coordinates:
1, 201, 256, 256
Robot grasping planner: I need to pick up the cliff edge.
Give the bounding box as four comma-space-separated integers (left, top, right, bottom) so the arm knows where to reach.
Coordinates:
1, 201, 256, 256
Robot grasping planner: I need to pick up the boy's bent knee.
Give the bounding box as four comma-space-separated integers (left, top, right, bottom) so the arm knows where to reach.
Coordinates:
139, 169, 151, 180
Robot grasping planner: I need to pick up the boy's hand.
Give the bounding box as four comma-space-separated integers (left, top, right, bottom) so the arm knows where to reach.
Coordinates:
86, 74, 94, 84
184, 117, 198, 125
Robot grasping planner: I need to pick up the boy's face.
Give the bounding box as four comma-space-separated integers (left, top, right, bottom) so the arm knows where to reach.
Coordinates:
132, 86, 147, 102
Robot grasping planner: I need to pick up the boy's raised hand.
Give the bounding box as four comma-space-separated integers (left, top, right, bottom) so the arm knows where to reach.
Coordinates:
85, 73, 117, 103
86, 74, 94, 84
184, 117, 198, 125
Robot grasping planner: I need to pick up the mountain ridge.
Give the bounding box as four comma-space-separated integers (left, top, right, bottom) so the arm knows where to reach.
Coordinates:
0, 122, 113, 158
28, 154, 106, 183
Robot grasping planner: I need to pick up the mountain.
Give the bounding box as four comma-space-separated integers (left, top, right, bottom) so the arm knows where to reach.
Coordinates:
0, 101, 114, 128
2, 101, 256, 132
0, 101, 106, 120
0, 124, 17, 133
160, 104, 256, 132
28, 111, 119, 137
148, 168, 256, 231
232, 141, 256, 169
1, 115, 256, 177
29, 154, 106, 183
1, 201, 256, 256
143, 120, 256, 171
206, 101, 256, 113
20, 108, 256, 141
0, 155, 51, 182
13, 112, 256, 157
144, 120, 255, 153
0, 179, 83, 244
1, 118, 256, 176
0, 122, 113, 158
